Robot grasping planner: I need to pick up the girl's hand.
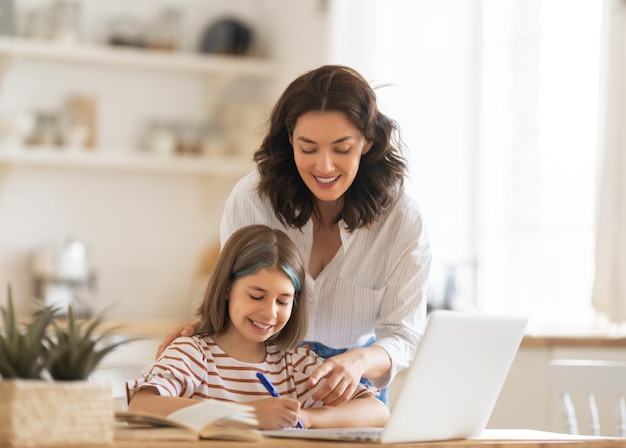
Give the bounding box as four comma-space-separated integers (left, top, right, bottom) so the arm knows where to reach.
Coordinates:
306, 352, 363, 406
154, 320, 200, 358
251, 397, 302, 429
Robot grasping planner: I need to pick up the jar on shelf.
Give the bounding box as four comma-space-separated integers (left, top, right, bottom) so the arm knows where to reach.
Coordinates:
59, 95, 97, 149
107, 15, 145, 48
146, 8, 182, 51
27, 111, 60, 147
49, 0, 81, 44
0, 111, 34, 149
175, 122, 201, 155
197, 123, 223, 156
143, 120, 177, 156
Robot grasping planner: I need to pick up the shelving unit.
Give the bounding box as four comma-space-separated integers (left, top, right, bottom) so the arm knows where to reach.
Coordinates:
0, 36, 275, 78
0, 36, 274, 176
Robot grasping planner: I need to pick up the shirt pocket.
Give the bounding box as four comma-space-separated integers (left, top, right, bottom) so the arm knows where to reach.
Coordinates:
328, 278, 387, 344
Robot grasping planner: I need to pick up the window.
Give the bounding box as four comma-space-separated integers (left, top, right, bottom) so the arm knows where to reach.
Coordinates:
329, 0, 602, 329
476, 0, 602, 330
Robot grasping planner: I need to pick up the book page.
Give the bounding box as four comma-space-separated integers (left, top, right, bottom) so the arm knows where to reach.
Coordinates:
167, 399, 258, 433
115, 400, 261, 442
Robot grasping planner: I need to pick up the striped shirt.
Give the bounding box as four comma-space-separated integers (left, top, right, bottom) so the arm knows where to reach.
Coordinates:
126, 335, 377, 406
220, 171, 432, 388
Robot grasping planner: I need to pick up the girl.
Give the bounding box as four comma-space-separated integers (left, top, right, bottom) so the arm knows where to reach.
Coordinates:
128, 225, 389, 429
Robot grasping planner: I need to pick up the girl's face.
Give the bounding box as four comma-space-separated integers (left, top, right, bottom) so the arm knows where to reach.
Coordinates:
290, 111, 373, 206
225, 267, 295, 346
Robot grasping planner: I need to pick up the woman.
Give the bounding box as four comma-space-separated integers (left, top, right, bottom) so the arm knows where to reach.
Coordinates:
159, 65, 432, 406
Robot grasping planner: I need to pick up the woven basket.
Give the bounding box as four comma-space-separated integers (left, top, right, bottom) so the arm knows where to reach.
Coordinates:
0, 380, 113, 447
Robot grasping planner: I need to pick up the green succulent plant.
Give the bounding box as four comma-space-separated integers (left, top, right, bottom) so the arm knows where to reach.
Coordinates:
45, 303, 130, 381
0, 284, 136, 381
0, 285, 60, 379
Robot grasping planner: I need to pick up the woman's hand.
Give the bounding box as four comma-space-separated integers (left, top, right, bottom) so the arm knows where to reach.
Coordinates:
306, 345, 392, 406
306, 351, 364, 406
154, 320, 200, 358
250, 398, 302, 430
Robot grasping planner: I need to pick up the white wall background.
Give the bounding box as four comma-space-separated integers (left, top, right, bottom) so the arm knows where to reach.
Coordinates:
0, 0, 331, 319
0, 0, 474, 320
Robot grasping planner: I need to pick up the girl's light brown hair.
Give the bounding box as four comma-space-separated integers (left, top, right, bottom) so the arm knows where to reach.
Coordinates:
196, 224, 307, 351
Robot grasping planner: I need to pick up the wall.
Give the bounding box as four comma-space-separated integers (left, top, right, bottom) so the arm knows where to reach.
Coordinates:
1, 0, 477, 319
0, 0, 329, 320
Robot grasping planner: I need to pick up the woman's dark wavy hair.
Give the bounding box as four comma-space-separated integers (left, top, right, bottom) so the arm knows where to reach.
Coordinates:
254, 64, 408, 231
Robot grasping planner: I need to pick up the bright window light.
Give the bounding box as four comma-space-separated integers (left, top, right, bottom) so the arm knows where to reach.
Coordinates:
477, 0, 602, 331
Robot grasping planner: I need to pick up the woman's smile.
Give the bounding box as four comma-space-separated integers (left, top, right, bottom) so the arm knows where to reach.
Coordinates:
314, 175, 340, 186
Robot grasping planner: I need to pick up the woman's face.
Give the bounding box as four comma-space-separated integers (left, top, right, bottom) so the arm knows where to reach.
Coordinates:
225, 267, 295, 346
291, 111, 373, 205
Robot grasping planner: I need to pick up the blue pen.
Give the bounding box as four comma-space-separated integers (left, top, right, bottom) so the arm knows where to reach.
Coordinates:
256, 371, 303, 429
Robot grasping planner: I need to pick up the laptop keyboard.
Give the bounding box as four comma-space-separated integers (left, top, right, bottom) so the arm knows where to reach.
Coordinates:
334, 429, 382, 441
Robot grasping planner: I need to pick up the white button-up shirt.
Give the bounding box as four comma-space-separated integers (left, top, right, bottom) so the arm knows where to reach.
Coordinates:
221, 171, 432, 387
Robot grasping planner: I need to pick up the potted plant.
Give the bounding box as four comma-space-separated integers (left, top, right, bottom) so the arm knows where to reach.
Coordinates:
0, 285, 133, 447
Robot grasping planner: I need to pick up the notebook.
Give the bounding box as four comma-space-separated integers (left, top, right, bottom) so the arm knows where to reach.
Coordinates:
262, 310, 528, 444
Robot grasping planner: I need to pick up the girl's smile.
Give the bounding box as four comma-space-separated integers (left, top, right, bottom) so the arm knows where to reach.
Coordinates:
218, 267, 295, 361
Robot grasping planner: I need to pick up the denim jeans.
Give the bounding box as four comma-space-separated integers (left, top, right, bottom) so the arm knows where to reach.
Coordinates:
299, 338, 388, 406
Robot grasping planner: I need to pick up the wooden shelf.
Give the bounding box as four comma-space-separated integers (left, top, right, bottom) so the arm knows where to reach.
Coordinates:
0, 37, 267, 177
0, 36, 275, 78
0, 147, 254, 176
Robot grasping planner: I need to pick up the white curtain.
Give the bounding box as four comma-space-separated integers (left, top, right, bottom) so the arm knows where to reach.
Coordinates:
592, 0, 626, 322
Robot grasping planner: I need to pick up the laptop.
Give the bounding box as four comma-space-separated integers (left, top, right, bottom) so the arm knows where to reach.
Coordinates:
262, 310, 528, 444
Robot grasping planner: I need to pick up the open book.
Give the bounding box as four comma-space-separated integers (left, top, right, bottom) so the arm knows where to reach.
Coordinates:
115, 399, 262, 442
